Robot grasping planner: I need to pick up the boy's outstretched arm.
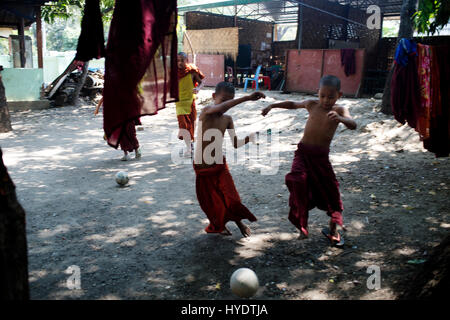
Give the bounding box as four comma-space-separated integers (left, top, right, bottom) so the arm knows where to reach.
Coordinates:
227, 117, 256, 149
192, 72, 205, 94
203, 91, 265, 116
328, 107, 357, 130
261, 100, 312, 116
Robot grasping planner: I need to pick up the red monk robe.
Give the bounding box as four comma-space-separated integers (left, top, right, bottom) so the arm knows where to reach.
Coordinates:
101, 0, 178, 149
194, 158, 257, 234
177, 64, 205, 141
285, 142, 344, 237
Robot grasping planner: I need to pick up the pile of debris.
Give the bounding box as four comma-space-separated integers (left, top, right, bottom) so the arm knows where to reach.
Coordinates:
44, 60, 104, 106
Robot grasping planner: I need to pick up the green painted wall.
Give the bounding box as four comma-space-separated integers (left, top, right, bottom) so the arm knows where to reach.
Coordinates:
2, 68, 44, 101
0, 53, 105, 101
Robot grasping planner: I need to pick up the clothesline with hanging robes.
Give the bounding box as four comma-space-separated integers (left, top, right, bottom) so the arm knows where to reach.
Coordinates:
390, 38, 450, 158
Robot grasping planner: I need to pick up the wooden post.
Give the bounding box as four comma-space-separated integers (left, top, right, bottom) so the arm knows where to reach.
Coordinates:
342, 4, 350, 41
18, 18, 26, 68
36, 6, 43, 69
233, 5, 237, 85
0, 71, 12, 133
296, 1, 303, 50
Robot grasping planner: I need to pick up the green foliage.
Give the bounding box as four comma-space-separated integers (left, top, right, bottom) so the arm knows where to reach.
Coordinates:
413, 0, 450, 35
41, 0, 83, 24
40, 1, 113, 52
45, 14, 82, 51
41, 0, 114, 24
382, 20, 400, 37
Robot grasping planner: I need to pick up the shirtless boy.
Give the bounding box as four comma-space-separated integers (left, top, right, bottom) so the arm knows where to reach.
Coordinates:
193, 82, 265, 237
262, 75, 357, 246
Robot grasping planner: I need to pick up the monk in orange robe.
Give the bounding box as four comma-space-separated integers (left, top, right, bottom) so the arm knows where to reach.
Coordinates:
193, 82, 265, 237
177, 52, 205, 157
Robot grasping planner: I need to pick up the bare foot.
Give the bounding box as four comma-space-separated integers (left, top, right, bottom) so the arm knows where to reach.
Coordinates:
236, 221, 251, 237
298, 231, 308, 240
220, 227, 232, 236
329, 221, 338, 237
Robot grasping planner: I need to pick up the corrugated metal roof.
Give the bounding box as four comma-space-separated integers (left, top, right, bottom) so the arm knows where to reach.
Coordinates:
0, 0, 58, 27
178, 0, 404, 24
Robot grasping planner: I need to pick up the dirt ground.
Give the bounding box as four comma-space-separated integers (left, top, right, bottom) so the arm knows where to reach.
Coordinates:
0, 89, 449, 300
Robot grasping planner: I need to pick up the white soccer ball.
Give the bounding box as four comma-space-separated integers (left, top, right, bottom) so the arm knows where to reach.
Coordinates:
230, 268, 259, 298
115, 171, 129, 186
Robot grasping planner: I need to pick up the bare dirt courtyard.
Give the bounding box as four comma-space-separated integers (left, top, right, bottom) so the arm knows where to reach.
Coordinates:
0, 89, 449, 300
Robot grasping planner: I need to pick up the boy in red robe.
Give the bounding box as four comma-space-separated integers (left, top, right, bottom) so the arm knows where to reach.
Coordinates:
177, 52, 205, 158
194, 82, 265, 237
262, 75, 357, 246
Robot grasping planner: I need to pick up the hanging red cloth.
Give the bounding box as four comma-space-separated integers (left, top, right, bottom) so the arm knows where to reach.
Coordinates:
75, 0, 106, 61
340, 49, 356, 77
102, 0, 178, 148
423, 45, 450, 157
390, 40, 420, 129
416, 44, 433, 141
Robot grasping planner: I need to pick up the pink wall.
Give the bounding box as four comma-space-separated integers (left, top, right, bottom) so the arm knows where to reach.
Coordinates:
286, 49, 365, 96
188, 54, 224, 87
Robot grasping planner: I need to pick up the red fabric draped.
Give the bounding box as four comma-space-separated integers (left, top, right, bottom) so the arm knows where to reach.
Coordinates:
103, 0, 178, 149
340, 49, 356, 77
390, 53, 421, 129
423, 46, 450, 157
285, 143, 343, 236
194, 159, 257, 234
75, 0, 105, 61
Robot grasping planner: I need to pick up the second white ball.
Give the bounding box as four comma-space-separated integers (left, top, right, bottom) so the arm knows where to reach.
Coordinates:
230, 268, 259, 298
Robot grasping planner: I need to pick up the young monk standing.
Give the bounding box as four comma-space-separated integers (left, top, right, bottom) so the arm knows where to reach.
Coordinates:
194, 82, 265, 237
177, 52, 205, 157
261, 75, 357, 246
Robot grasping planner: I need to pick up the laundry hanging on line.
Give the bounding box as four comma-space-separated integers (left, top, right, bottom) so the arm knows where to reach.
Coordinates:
390, 38, 450, 158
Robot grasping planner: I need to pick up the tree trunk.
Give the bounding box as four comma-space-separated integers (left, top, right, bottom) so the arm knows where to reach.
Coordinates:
71, 61, 90, 106
399, 234, 450, 299
0, 74, 12, 133
0, 148, 29, 300
380, 0, 418, 114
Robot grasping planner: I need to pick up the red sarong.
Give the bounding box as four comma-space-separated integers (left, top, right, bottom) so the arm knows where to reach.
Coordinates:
285, 143, 343, 236
177, 100, 197, 141
119, 120, 139, 152
194, 159, 257, 234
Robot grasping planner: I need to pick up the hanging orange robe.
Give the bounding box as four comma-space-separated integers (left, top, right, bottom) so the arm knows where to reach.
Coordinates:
194, 158, 257, 234
176, 64, 204, 141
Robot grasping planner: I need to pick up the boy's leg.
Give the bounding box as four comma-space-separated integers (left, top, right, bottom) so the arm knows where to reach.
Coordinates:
121, 151, 131, 161
220, 226, 232, 236
235, 220, 251, 237
135, 148, 142, 159
285, 160, 310, 238
183, 137, 191, 157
